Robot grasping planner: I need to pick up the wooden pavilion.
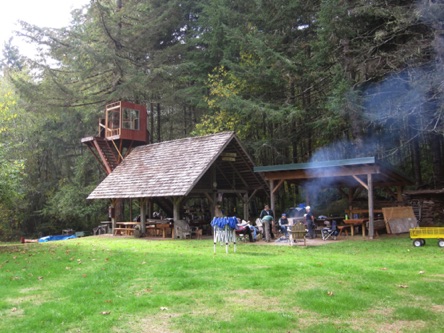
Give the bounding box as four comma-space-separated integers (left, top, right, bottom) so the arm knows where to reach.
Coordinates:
254, 157, 413, 239
87, 131, 269, 235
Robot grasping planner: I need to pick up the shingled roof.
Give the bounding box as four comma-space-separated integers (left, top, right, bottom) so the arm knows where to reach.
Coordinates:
88, 131, 268, 199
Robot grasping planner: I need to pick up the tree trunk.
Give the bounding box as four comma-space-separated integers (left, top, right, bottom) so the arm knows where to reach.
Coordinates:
429, 133, 443, 187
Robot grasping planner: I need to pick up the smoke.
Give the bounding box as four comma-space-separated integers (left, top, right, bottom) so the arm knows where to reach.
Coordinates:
300, 0, 444, 209
312, 1, 443, 163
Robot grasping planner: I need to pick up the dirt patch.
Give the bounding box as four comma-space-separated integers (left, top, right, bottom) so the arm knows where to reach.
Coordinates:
94, 234, 342, 246
253, 237, 342, 246
106, 312, 181, 333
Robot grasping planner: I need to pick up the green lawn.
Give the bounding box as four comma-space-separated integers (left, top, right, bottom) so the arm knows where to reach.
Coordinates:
1, 235, 443, 332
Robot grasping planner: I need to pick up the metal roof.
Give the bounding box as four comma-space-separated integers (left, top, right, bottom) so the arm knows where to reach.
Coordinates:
254, 157, 413, 187
88, 131, 268, 199
255, 157, 378, 172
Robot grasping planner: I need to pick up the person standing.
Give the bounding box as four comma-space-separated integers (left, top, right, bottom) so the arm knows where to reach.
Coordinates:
305, 206, 316, 239
261, 214, 274, 242
260, 204, 275, 239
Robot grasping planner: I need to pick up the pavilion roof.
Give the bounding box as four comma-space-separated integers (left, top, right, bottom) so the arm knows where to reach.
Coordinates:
88, 131, 268, 199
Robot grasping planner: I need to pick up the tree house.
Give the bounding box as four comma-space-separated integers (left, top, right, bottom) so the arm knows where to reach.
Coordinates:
81, 101, 150, 174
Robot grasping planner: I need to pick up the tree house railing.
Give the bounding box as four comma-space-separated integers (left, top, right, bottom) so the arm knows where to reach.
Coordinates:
106, 127, 121, 138
99, 122, 120, 138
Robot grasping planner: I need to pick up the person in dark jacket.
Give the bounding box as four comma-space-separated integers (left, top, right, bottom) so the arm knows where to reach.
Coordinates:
305, 206, 316, 239
259, 204, 275, 239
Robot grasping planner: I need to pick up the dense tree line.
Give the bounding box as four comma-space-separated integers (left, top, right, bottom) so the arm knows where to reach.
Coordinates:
0, 0, 443, 239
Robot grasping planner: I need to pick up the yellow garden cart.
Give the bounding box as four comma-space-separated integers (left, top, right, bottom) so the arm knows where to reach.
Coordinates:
409, 227, 444, 247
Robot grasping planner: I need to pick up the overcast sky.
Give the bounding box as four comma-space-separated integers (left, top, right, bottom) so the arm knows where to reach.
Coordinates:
0, 0, 90, 56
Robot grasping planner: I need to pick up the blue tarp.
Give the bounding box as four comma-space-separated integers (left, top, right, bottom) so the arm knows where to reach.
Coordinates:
211, 216, 238, 229
38, 234, 77, 243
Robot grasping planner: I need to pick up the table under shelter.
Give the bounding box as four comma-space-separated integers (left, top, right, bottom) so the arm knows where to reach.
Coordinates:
254, 157, 413, 239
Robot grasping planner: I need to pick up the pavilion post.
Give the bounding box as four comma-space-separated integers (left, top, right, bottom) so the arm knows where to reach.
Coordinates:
171, 197, 184, 240
243, 193, 249, 221
140, 198, 147, 234
368, 173, 374, 239
110, 199, 116, 233
147, 198, 153, 221
396, 186, 403, 202
269, 180, 275, 213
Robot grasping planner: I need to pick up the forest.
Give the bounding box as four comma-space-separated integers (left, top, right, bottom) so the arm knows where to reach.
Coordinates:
0, 0, 443, 240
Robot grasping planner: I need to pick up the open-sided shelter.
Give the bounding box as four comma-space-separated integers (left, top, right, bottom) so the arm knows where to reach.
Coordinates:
88, 131, 268, 234
254, 157, 413, 238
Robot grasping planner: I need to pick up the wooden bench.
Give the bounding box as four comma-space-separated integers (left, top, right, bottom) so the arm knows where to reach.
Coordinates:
113, 227, 135, 236
337, 225, 351, 238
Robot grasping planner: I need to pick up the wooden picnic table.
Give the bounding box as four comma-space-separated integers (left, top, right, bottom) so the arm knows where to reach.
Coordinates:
343, 219, 368, 237
114, 222, 140, 236
113, 220, 173, 238
146, 220, 173, 238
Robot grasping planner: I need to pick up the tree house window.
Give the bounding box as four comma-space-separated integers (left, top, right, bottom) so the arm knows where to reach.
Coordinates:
122, 108, 140, 130
106, 109, 121, 137
108, 110, 120, 129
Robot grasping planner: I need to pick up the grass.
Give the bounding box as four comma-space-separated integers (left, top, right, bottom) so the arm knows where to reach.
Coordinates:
0, 235, 443, 333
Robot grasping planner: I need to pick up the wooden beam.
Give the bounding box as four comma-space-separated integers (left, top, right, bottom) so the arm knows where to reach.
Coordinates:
229, 161, 250, 188
353, 175, 368, 190
272, 179, 285, 194
247, 189, 258, 202
215, 164, 242, 190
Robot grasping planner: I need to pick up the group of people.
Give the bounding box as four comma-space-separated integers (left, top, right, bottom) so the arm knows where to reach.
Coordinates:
258, 204, 316, 242
234, 203, 318, 243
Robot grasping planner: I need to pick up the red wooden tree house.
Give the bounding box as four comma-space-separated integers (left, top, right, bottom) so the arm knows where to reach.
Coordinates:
81, 101, 150, 174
